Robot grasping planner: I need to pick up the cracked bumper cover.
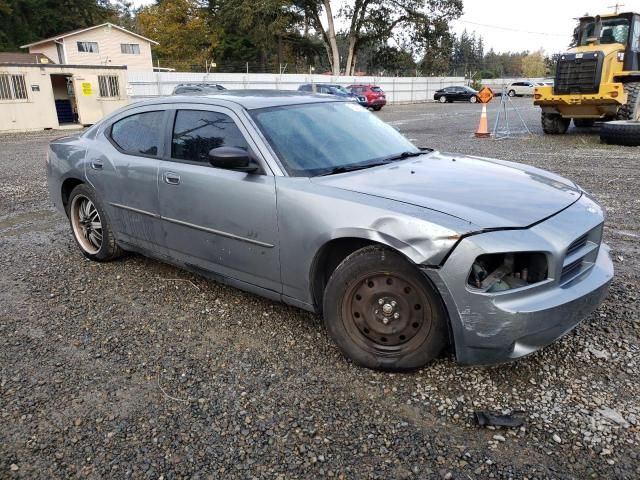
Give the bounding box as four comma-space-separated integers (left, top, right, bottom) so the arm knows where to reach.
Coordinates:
423, 195, 614, 365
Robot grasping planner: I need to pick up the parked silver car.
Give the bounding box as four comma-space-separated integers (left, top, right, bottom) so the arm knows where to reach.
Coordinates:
46, 91, 614, 370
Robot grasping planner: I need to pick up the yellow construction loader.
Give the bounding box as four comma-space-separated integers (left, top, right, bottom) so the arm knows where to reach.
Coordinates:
534, 11, 640, 145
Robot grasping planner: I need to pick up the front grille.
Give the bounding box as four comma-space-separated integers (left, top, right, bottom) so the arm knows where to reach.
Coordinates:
554, 52, 602, 95
566, 233, 588, 256
560, 226, 602, 285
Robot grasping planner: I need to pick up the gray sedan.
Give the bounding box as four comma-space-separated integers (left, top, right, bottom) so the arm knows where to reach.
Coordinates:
46, 91, 614, 370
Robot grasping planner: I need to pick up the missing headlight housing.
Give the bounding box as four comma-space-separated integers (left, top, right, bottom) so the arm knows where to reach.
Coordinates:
468, 252, 548, 292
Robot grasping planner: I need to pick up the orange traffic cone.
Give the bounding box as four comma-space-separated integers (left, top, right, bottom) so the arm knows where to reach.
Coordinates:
475, 104, 490, 138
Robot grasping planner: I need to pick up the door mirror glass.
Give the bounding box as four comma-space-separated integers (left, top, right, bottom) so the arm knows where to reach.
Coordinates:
208, 146, 257, 172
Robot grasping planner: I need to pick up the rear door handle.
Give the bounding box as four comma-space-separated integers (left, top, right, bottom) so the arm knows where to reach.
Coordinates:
90, 161, 103, 170
163, 172, 181, 185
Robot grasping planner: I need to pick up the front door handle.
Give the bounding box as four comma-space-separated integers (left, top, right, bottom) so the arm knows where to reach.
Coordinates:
163, 172, 181, 185
90, 161, 103, 170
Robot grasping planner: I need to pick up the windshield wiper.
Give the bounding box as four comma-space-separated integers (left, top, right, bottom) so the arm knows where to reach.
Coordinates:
319, 163, 386, 176
381, 151, 426, 162
318, 151, 429, 176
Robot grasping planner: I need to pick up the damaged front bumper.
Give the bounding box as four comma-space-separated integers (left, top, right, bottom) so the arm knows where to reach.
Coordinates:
423, 195, 614, 365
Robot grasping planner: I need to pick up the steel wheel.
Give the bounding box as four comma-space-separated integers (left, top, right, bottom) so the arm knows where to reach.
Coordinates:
341, 272, 432, 355
70, 194, 103, 254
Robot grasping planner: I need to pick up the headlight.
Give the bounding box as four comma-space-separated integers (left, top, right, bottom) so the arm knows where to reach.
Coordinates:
468, 252, 548, 292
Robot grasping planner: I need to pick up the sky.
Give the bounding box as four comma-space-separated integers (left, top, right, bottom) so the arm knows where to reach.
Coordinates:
129, 0, 640, 55
451, 0, 640, 54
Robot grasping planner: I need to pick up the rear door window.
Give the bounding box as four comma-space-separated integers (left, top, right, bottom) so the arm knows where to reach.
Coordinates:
171, 109, 250, 164
110, 111, 165, 156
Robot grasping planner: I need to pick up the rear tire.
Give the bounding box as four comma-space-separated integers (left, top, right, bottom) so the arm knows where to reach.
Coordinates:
541, 112, 570, 134
323, 245, 448, 370
616, 82, 640, 121
373, 106, 382, 111
600, 120, 640, 146
573, 118, 595, 128
67, 184, 122, 262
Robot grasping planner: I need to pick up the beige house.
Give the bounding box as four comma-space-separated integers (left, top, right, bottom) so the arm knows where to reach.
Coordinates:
21, 23, 158, 72
0, 63, 129, 132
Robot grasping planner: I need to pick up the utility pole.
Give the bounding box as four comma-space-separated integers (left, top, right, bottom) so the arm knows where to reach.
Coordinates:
608, 3, 625, 14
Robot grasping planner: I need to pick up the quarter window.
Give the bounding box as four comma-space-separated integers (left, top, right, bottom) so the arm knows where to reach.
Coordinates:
172, 110, 249, 164
121, 43, 140, 54
98, 75, 120, 98
0, 73, 27, 100
77, 41, 99, 53
110, 111, 164, 156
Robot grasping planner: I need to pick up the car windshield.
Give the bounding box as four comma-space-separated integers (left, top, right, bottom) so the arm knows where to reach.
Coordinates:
330, 86, 349, 94
251, 102, 419, 177
577, 17, 630, 45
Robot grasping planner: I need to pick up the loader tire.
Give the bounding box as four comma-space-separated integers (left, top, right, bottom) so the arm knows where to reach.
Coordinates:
599, 121, 640, 146
541, 112, 570, 134
616, 82, 640, 121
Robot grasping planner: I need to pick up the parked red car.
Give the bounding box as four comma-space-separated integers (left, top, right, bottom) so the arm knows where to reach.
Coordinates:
347, 84, 387, 110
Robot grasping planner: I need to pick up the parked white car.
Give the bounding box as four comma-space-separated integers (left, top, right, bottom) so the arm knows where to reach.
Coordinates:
507, 81, 537, 97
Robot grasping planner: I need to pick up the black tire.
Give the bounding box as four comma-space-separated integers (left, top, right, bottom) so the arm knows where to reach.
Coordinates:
599, 120, 640, 146
508, 90, 516, 97
323, 245, 448, 370
573, 118, 595, 128
616, 82, 640, 121
66, 184, 122, 261
469, 95, 478, 103
373, 106, 382, 111
541, 112, 570, 134
438, 96, 447, 104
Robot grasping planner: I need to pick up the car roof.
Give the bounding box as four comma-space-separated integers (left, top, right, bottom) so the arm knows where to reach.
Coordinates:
129, 90, 346, 111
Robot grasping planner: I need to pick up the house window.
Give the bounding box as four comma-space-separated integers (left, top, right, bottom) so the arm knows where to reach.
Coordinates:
98, 75, 120, 98
77, 41, 99, 53
0, 74, 28, 100
120, 43, 140, 54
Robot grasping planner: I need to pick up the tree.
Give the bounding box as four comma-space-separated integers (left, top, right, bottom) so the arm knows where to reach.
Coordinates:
210, 0, 311, 72
0, 0, 117, 51
300, 0, 462, 75
521, 49, 546, 78
136, 0, 219, 71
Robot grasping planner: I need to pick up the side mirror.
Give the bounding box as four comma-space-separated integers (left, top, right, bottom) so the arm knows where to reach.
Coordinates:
208, 146, 258, 172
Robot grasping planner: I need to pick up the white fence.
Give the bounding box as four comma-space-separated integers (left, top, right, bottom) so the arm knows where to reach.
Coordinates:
480, 77, 552, 92
127, 72, 466, 104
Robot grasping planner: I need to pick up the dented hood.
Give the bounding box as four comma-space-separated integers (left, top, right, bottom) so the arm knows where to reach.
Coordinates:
312, 152, 582, 229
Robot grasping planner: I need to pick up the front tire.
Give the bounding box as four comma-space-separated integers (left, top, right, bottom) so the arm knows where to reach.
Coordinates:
508, 90, 516, 97
469, 95, 478, 103
373, 106, 382, 111
323, 246, 448, 370
439, 96, 447, 103
616, 82, 640, 121
67, 184, 122, 261
541, 112, 570, 134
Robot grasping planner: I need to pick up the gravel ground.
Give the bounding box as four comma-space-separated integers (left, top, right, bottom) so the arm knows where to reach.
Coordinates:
1, 99, 638, 479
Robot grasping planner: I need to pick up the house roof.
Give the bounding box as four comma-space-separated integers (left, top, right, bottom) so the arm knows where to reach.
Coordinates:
0, 52, 55, 64
20, 23, 159, 49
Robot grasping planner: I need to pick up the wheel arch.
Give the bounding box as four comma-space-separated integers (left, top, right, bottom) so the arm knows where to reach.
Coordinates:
309, 234, 433, 314
61, 177, 85, 213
